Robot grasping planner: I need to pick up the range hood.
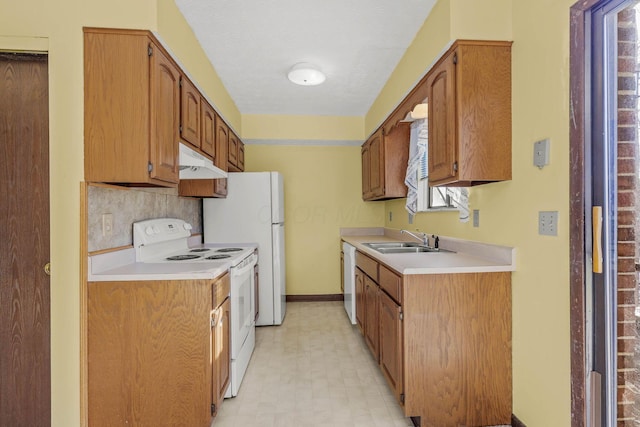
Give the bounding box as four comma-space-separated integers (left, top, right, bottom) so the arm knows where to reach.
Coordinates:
179, 143, 227, 180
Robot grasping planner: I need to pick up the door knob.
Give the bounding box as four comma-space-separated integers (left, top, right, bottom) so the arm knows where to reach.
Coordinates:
44, 262, 51, 276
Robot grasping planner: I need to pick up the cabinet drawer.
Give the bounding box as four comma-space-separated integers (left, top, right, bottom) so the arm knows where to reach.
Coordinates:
379, 265, 402, 304
212, 272, 230, 308
356, 251, 378, 282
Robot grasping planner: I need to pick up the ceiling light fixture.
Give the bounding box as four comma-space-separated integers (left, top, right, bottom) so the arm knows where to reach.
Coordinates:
287, 63, 326, 86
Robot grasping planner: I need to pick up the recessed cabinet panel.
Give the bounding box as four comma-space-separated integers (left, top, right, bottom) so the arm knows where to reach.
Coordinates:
427, 56, 456, 183
201, 100, 216, 158
149, 48, 180, 184
180, 77, 201, 149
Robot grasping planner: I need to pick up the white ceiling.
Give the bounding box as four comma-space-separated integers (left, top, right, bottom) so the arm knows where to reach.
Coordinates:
175, 0, 436, 117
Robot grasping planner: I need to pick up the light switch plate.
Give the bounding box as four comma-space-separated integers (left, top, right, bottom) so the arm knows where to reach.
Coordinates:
534, 138, 550, 169
539, 211, 558, 236
102, 213, 113, 237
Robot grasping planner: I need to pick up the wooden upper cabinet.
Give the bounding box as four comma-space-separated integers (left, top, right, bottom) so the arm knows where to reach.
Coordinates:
237, 141, 245, 171
200, 99, 216, 158
361, 126, 409, 201
427, 40, 512, 187
213, 116, 229, 197
148, 45, 180, 184
84, 28, 179, 186
180, 76, 201, 149
228, 130, 239, 169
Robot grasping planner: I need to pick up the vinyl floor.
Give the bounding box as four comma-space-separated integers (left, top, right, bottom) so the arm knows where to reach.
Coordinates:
211, 301, 413, 427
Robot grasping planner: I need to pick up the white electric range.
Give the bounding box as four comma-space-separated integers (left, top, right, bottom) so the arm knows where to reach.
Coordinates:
88, 218, 258, 399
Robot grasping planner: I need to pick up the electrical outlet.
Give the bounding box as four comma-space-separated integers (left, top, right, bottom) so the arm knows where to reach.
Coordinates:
102, 213, 113, 237
473, 209, 480, 227
534, 138, 550, 169
389, 211, 393, 222
538, 211, 558, 236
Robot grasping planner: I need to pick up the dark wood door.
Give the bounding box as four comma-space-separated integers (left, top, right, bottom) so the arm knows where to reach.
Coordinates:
0, 52, 50, 427
180, 75, 200, 149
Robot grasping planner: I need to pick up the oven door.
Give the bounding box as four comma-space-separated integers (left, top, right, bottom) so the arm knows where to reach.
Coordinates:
230, 253, 257, 359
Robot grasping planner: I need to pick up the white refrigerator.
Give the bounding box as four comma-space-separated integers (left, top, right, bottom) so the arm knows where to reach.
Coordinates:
203, 172, 286, 326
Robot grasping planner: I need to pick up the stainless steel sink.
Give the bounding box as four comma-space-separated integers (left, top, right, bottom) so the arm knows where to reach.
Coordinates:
363, 242, 454, 254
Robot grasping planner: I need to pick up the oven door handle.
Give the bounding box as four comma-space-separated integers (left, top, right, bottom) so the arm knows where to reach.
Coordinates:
231, 254, 257, 277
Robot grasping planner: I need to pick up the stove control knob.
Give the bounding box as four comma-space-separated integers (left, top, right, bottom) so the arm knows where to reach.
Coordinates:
183, 223, 193, 231
153, 226, 160, 234
145, 226, 155, 236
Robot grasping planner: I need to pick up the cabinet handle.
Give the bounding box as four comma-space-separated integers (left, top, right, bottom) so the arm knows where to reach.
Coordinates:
211, 317, 216, 327
453, 161, 458, 172
43, 262, 51, 276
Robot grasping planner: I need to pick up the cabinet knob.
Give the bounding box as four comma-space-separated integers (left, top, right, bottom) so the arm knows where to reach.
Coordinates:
43, 262, 51, 276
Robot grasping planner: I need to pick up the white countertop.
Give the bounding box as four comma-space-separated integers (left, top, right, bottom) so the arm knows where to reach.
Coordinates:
341, 228, 515, 275
88, 239, 258, 282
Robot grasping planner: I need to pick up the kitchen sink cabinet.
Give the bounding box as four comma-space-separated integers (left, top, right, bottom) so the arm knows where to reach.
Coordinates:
84, 28, 180, 187
361, 126, 409, 201
379, 290, 403, 405
427, 40, 512, 187
352, 248, 511, 426
87, 275, 232, 427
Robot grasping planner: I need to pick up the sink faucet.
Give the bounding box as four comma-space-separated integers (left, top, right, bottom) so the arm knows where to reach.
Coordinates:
401, 229, 429, 246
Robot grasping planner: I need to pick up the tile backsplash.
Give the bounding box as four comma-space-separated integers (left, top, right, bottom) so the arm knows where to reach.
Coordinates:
87, 184, 202, 252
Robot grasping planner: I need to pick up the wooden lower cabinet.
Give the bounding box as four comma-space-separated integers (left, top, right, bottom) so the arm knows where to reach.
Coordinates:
88, 275, 230, 427
212, 297, 230, 414
353, 250, 512, 427
355, 267, 366, 334
378, 290, 403, 405
363, 275, 379, 360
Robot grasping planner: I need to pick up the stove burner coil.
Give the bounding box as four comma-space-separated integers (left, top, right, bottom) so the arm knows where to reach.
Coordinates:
206, 254, 231, 260
189, 248, 210, 253
216, 248, 243, 253
166, 254, 201, 261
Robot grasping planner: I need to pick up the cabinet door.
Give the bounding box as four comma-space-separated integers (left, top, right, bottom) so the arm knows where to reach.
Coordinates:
379, 291, 403, 405
238, 142, 245, 171
212, 297, 231, 413
368, 130, 385, 198
361, 142, 371, 199
180, 76, 200, 149
364, 276, 379, 361
427, 49, 457, 184
355, 268, 365, 334
149, 44, 180, 184
201, 100, 216, 158
214, 117, 229, 197
228, 131, 239, 168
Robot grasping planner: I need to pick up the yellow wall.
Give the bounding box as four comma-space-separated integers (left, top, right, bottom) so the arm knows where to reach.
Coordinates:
245, 145, 384, 295
371, 0, 574, 425
242, 114, 364, 141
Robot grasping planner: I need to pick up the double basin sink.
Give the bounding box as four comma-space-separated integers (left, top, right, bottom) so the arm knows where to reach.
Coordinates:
363, 242, 455, 254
